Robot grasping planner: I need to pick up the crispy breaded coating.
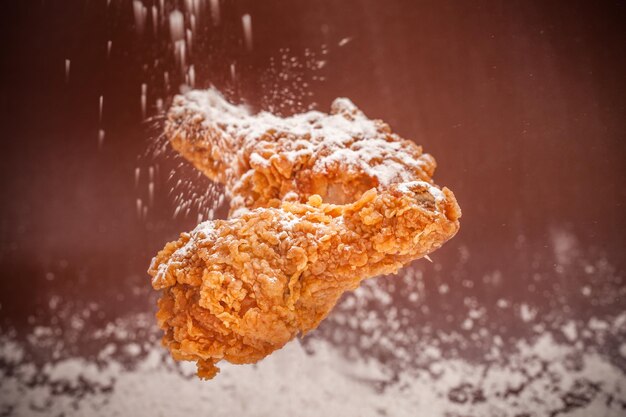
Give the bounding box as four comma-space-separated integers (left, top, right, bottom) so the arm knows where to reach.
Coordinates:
149, 89, 461, 379
165, 90, 437, 214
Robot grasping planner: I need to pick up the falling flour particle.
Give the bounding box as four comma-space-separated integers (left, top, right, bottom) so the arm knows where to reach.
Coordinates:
107, 40, 112, 58
141, 83, 147, 119
230, 62, 236, 81
176, 40, 186, 72
338, 37, 353, 47
98, 129, 105, 149
188, 65, 195, 87
148, 182, 154, 205
99, 95, 104, 122
65, 59, 70, 83
186, 29, 193, 52
133, 0, 147, 34
210, 0, 220, 25
551, 228, 577, 266
242, 14, 253, 51
169, 10, 185, 43
134, 167, 141, 187
151, 6, 158, 36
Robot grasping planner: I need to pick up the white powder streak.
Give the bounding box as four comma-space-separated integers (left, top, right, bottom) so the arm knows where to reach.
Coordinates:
210, 0, 220, 25
133, 0, 147, 34
169, 10, 185, 43
151, 6, 158, 36
188, 65, 195, 87
141, 83, 147, 119
242, 14, 253, 51
148, 182, 154, 205
175, 40, 186, 73
338, 37, 353, 47
97, 129, 105, 150
134, 167, 141, 187
186, 28, 193, 52
64, 59, 70, 83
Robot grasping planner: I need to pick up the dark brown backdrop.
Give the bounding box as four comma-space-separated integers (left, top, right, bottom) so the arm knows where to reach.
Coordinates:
0, 0, 624, 365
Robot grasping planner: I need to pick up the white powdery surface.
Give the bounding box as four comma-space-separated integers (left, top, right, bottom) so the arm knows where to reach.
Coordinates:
1, 320, 625, 417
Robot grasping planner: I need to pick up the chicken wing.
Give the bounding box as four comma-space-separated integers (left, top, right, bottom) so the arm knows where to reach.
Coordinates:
165, 89, 437, 214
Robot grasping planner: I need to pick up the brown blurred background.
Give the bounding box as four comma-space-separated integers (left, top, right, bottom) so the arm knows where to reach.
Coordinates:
0, 0, 624, 370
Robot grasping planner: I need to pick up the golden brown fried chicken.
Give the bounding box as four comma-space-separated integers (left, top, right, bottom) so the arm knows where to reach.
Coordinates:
165, 90, 437, 214
149, 89, 461, 379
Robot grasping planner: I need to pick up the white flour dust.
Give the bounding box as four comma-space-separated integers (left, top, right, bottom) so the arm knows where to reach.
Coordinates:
1, 262, 625, 417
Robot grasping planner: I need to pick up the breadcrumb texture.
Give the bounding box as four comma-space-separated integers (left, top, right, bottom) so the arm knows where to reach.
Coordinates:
149, 89, 461, 379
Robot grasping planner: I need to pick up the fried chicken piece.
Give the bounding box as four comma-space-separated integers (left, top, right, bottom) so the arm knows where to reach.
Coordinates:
165, 89, 437, 214
150, 182, 460, 378
150, 89, 461, 379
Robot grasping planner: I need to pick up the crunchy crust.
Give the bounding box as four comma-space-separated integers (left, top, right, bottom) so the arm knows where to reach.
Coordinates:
149, 90, 461, 379
165, 91, 437, 213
